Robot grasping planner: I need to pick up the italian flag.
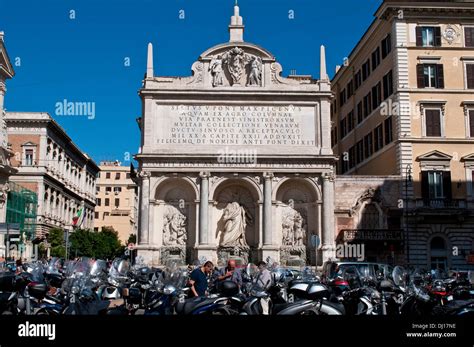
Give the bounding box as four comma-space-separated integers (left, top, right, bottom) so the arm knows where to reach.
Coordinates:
72, 207, 84, 228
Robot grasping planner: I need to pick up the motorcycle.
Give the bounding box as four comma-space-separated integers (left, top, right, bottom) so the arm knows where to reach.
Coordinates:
397, 267, 474, 316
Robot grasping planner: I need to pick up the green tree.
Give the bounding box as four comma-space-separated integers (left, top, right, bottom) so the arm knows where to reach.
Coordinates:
47, 228, 66, 258
127, 234, 137, 245
69, 229, 94, 259
69, 227, 123, 260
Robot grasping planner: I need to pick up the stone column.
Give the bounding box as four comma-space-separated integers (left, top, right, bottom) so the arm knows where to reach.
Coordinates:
320, 99, 333, 155
138, 171, 151, 245
261, 172, 279, 262
198, 172, 209, 245
0, 80, 6, 112
263, 172, 273, 246
45, 186, 51, 217
322, 172, 336, 261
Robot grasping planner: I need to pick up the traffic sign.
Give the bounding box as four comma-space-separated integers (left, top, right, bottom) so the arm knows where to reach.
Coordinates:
311, 235, 320, 248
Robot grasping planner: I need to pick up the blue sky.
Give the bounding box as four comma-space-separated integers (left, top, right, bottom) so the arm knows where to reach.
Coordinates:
0, 0, 381, 165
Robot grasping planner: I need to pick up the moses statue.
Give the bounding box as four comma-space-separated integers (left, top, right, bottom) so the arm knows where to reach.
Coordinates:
219, 202, 248, 248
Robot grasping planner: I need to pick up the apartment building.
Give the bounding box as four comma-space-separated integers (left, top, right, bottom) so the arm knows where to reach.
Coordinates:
331, 0, 474, 270
0, 32, 18, 257
94, 161, 137, 244
6, 112, 99, 250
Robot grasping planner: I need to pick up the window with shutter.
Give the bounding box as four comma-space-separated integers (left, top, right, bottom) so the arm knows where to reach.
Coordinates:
428, 171, 445, 199
372, 48, 381, 71
382, 34, 392, 59
383, 70, 393, 99
384, 116, 393, 145
364, 133, 373, 158
340, 118, 347, 139
465, 27, 474, 47
348, 111, 355, 132
469, 110, 474, 137
418, 64, 443, 88
470, 170, 474, 196
421, 171, 429, 201
374, 124, 384, 152
355, 70, 362, 90
472, 170, 474, 195
357, 102, 363, 124
416, 27, 423, 47
417, 64, 425, 88
434, 27, 442, 47
442, 172, 452, 200
362, 60, 371, 81
364, 92, 372, 118
349, 147, 356, 168
425, 109, 442, 137
436, 64, 444, 89
356, 140, 364, 164
417, 27, 440, 47
466, 64, 474, 89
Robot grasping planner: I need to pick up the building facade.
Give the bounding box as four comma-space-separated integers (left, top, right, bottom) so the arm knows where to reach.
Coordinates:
94, 161, 138, 243
0, 32, 18, 257
331, 0, 474, 270
6, 112, 99, 257
136, 4, 337, 267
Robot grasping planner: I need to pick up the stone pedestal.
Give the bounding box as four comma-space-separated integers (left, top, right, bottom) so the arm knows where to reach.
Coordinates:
194, 245, 217, 265
217, 246, 250, 265
160, 245, 186, 266
260, 245, 280, 264
280, 245, 307, 267
137, 246, 161, 267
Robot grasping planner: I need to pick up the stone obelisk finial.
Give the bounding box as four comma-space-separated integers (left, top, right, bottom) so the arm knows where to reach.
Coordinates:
229, 1, 244, 42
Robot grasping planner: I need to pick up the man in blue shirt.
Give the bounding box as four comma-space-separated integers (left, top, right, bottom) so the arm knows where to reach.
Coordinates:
189, 261, 214, 297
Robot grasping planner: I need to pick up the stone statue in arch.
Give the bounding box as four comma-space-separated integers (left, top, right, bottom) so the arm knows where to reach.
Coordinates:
282, 212, 294, 246
294, 212, 306, 246
163, 205, 187, 246
209, 55, 224, 87
219, 202, 248, 248
281, 209, 306, 246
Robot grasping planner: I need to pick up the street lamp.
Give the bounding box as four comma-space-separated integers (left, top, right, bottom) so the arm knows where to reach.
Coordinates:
405, 164, 413, 267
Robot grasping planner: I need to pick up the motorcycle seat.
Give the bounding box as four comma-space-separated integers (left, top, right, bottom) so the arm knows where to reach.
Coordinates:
182, 297, 218, 315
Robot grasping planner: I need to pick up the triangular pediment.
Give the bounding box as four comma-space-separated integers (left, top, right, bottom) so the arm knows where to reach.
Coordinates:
417, 150, 453, 161
21, 141, 37, 147
0, 41, 15, 79
461, 153, 474, 162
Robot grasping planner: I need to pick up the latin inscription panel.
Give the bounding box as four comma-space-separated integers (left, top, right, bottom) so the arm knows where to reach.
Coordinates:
155, 105, 317, 147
